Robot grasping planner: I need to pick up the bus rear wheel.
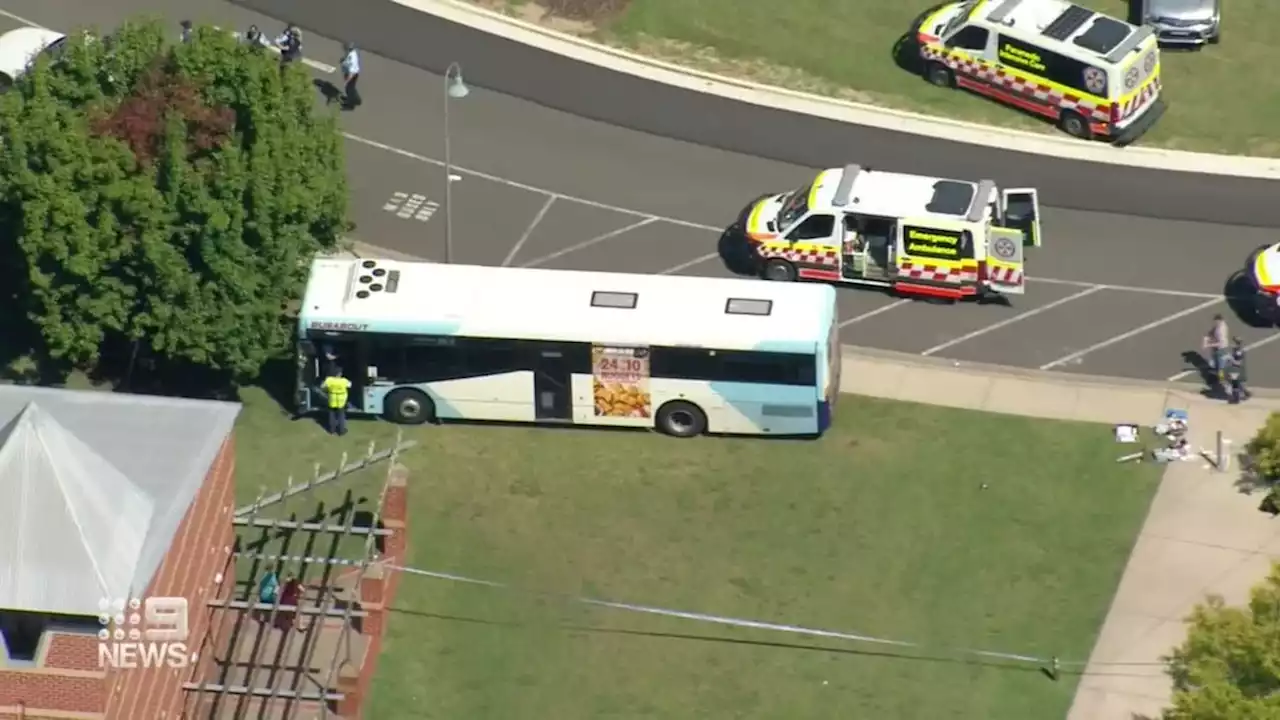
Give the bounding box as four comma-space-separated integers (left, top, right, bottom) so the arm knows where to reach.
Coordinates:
762, 259, 797, 282
385, 388, 435, 425
656, 401, 707, 438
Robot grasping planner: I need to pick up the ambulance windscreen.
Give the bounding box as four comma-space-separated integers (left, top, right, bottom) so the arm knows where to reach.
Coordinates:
925, 181, 976, 217
1072, 16, 1131, 55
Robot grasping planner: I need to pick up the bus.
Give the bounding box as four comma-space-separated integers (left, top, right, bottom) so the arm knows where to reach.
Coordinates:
295, 259, 841, 438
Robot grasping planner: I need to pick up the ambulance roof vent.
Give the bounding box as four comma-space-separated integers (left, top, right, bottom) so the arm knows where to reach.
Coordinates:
1042, 4, 1092, 40
831, 164, 863, 208
986, 0, 1023, 26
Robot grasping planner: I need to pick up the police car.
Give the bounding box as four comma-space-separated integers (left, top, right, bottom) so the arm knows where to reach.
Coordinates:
915, 0, 1165, 144
740, 164, 1041, 302
1245, 244, 1280, 324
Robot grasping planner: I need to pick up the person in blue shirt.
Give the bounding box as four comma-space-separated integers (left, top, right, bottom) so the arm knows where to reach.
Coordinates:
341, 43, 361, 110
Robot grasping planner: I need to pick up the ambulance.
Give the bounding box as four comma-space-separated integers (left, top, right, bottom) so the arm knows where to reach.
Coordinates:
915, 0, 1165, 144
741, 164, 1041, 301
1245, 244, 1280, 324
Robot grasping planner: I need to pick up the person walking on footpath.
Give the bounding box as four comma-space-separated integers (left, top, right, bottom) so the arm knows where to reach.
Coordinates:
321, 365, 352, 436
1202, 313, 1230, 385
1225, 337, 1250, 404
340, 42, 361, 110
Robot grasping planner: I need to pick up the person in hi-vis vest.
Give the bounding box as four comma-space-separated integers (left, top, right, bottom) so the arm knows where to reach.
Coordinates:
321, 365, 352, 436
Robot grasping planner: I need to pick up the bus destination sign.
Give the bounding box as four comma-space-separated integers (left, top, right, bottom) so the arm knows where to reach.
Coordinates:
309, 321, 369, 332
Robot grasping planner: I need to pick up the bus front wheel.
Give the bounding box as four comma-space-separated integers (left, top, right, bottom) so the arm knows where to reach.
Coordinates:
385, 388, 435, 425
656, 401, 707, 438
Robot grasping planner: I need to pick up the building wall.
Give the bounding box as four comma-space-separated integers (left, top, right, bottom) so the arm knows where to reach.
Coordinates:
105, 435, 237, 720
0, 434, 236, 719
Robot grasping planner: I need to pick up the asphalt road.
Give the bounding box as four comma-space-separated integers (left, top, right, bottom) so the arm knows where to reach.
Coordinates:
6, 0, 1280, 387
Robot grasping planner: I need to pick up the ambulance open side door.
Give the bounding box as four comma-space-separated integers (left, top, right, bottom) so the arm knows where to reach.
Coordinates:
986, 227, 1026, 295
1000, 188, 1042, 247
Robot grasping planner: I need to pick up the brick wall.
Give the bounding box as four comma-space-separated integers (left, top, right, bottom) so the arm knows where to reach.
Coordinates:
335, 466, 409, 720
0, 435, 236, 718
104, 434, 238, 720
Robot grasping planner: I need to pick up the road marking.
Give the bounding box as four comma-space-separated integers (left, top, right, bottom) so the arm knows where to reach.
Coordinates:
1167, 331, 1280, 381
658, 251, 719, 275
0, 7, 39, 27
921, 286, 1105, 356
503, 195, 556, 266
1039, 297, 1224, 370
518, 218, 658, 268
838, 299, 912, 328
1033, 276, 1218, 299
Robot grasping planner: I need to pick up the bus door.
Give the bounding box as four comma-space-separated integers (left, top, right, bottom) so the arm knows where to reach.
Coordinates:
533, 346, 573, 421
296, 340, 318, 416
309, 333, 368, 413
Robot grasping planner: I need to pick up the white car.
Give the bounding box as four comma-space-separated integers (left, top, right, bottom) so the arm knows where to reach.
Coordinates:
0, 27, 68, 92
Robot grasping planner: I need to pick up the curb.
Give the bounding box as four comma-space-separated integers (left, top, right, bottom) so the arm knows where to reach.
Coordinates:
389, 0, 1280, 180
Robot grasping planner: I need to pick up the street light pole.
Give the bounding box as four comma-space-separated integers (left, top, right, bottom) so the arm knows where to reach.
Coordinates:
443, 62, 469, 264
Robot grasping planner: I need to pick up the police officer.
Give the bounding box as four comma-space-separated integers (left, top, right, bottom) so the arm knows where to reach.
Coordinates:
321, 365, 352, 436
276, 24, 303, 66
1225, 337, 1249, 404
243, 24, 268, 50
180, 20, 193, 44
340, 42, 361, 110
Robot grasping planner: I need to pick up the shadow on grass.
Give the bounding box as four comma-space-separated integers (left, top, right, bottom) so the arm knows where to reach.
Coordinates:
388, 608, 1058, 676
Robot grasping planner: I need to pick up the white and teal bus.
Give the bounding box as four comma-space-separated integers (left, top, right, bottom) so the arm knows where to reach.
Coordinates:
295, 259, 840, 438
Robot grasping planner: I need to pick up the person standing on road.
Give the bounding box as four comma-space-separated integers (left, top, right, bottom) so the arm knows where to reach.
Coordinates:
276, 24, 303, 66
340, 42, 361, 110
321, 365, 352, 436
1202, 313, 1230, 384
1225, 337, 1250, 404
243, 24, 269, 50
180, 20, 193, 44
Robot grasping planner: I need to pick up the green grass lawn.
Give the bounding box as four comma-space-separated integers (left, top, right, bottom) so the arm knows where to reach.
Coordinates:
523, 0, 1280, 156
225, 385, 1162, 720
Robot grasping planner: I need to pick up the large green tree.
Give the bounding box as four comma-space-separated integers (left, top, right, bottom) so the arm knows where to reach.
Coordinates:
1162, 563, 1280, 719
0, 17, 347, 382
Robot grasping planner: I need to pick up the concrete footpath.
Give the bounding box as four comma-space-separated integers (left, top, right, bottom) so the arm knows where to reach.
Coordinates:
842, 347, 1280, 720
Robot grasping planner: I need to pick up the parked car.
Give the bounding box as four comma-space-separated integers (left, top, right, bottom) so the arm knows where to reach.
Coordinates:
1140, 0, 1221, 47
0, 27, 68, 92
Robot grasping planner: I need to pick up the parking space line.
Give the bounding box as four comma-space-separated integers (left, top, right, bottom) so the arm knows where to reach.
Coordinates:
921, 285, 1104, 356
838, 299, 912, 328
1039, 297, 1224, 370
502, 195, 556, 266
1033, 276, 1217, 300
518, 218, 658, 268
658, 251, 719, 275
1167, 331, 1280, 381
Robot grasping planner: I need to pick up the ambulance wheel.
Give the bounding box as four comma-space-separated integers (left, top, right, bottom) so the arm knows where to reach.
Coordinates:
925, 62, 953, 88
656, 401, 707, 438
1059, 111, 1092, 140
762, 259, 798, 282
385, 388, 435, 425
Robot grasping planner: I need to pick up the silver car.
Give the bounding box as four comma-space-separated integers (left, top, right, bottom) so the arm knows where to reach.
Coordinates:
1141, 0, 1222, 47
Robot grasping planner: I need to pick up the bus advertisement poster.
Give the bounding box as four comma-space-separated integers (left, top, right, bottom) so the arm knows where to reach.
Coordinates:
592, 345, 652, 418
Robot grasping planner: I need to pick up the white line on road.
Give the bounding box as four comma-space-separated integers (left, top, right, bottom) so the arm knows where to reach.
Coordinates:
838, 299, 912, 328
0, 7, 38, 27
1033, 276, 1217, 300
519, 218, 658, 268
1039, 297, 1224, 370
658, 251, 719, 275
502, 195, 556, 266
1167, 331, 1280, 381
920, 286, 1105, 356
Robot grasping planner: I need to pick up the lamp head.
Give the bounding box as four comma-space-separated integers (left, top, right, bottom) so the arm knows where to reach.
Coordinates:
446, 67, 469, 99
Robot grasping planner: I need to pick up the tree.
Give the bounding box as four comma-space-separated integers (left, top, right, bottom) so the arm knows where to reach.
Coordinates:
1162, 563, 1280, 719
0, 17, 347, 383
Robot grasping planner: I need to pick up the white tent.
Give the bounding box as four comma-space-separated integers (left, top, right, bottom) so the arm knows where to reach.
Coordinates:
0, 402, 156, 615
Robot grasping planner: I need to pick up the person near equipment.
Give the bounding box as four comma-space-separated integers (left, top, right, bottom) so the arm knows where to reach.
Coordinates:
276, 24, 303, 65
256, 565, 280, 622
321, 365, 352, 436
1202, 313, 1230, 383
1224, 337, 1250, 404
180, 20, 193, 44
275, 575, 303, 631
340, 42, 361, 110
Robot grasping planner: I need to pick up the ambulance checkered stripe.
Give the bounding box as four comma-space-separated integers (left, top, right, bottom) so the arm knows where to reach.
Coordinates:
987, 265, 1024, 285
921, 46, 1111, 122
897, 260, 977, 284
758, 247, 839, 266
